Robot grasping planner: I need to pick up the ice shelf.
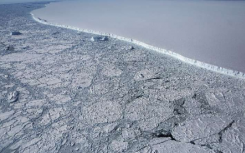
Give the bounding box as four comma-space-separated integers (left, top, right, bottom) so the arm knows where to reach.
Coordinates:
31, 13, 245, 79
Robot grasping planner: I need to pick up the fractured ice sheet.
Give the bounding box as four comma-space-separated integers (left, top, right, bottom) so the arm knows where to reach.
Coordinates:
1, 3, 245, 153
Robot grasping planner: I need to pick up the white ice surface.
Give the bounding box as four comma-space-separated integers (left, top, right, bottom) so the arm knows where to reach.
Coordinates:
32, 0, 245, 78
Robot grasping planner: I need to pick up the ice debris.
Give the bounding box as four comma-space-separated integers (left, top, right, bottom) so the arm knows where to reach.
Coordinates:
91, 36, 109, 42
6, 45, 14, 51
11, 31, 22, 35
128, 46, 134, 50
7, 91, 19, 103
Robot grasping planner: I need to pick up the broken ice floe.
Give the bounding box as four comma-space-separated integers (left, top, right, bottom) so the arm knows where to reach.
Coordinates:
128, 46, 134, 50
38, 17, 47, 22
6, 45, 14, 51
91, 36, 109, 42
7, 91, 19, 103
11, 31, 22, 36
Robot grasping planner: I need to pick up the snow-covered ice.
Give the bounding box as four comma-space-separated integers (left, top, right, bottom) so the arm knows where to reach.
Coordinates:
1, 2, 245, 153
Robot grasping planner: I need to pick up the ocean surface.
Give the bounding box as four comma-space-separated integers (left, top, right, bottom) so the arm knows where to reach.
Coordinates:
32, 0, 245, 73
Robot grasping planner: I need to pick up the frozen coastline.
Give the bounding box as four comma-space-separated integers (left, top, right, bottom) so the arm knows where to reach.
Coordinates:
32, 2, 245, 78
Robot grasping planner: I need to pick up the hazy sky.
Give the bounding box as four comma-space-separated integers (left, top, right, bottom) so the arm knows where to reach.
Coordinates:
1, 0, 245, 4
0, 0, 59, 4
